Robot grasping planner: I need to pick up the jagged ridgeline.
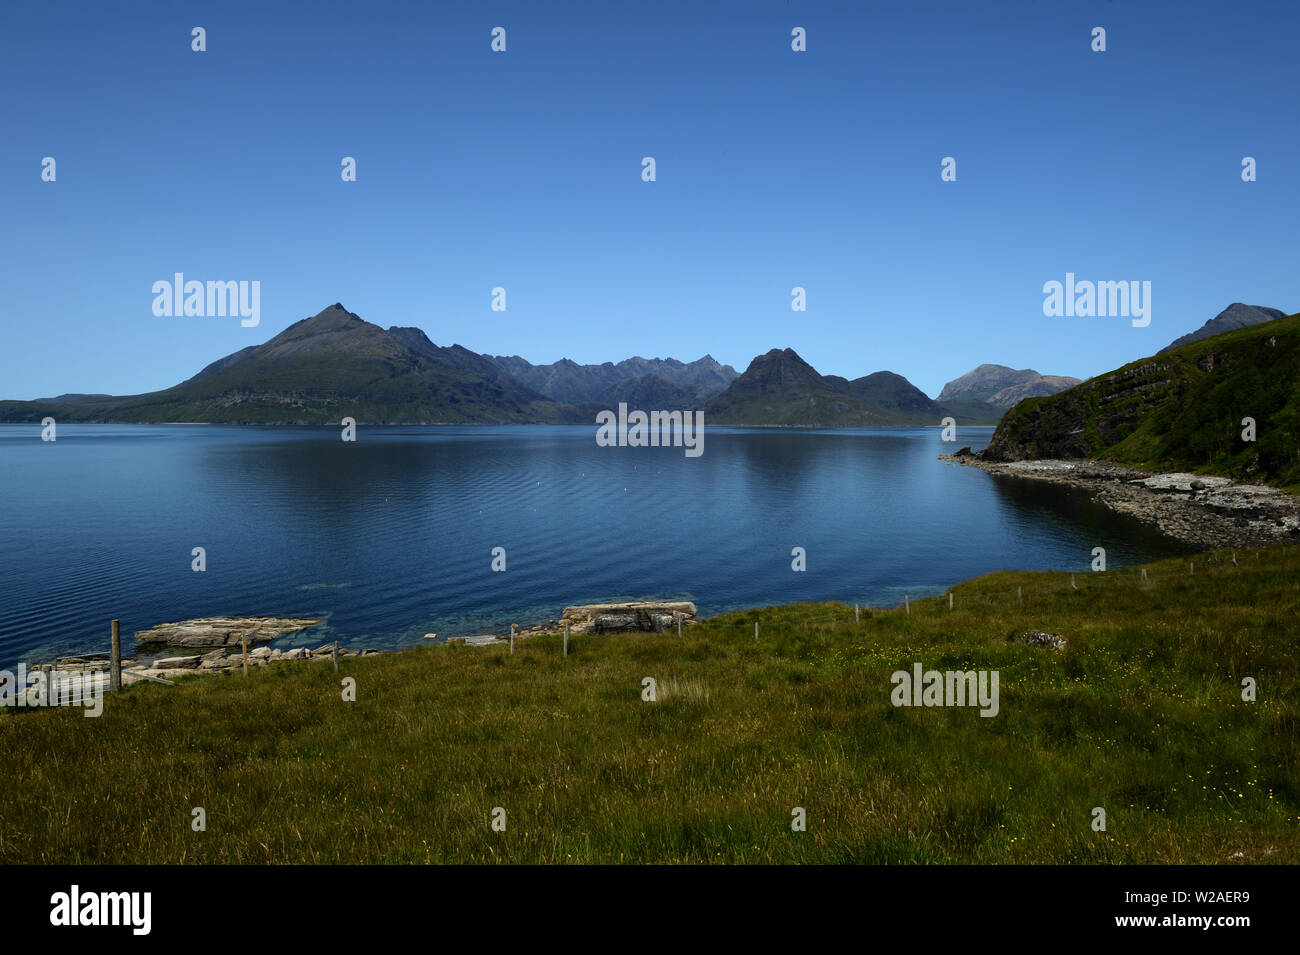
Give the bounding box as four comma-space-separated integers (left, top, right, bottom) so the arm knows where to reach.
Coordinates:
700, 347, 1001, 426
984, 311, 1300, 490
0, 303, 1020, 426
0, 305, 588, 426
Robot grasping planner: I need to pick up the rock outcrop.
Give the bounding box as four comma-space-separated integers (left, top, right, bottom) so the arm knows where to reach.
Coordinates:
942, 455, 1300, 549
1017, 631, 1068, 650
559, 601, 697, 634
134, 616, 323, 649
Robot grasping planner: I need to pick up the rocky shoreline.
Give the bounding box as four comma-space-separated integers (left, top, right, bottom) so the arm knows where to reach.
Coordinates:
34, 602, 700, 683
941, 450, 1300, 550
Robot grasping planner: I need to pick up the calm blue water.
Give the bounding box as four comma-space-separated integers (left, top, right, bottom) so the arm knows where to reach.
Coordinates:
0, 424, 1186, 667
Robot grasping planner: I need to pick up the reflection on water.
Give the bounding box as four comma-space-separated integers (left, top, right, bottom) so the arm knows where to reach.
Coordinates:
0, 425, 1186, 666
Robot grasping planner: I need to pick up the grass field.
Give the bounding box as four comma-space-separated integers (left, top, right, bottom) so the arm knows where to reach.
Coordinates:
2, 546, 1297, 864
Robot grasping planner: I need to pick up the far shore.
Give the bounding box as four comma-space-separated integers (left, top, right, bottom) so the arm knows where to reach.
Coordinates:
941, 451, 1300, 550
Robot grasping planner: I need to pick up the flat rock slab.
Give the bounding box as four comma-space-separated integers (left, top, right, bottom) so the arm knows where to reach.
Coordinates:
561, 601, 697, 635
152, 655, 201, 669
449, 635, 500, 646
134, 616, 323, 649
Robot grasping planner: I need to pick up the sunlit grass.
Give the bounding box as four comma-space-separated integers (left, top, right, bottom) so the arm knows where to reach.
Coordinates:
2, 546, 1297, 863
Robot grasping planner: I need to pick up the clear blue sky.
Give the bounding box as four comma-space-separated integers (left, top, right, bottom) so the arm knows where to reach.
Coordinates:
2, 0, 1297, 400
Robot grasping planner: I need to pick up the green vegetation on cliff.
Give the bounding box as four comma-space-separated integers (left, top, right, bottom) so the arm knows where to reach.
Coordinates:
986, 312, 1300, 490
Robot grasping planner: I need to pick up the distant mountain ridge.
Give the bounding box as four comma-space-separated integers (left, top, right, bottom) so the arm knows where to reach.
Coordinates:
0, 304, 580, 425
0, 302, 1091, 428
703, 348, 998, 426
486, 354, 738, 404
938, 364, 1082, 410
1158, 303, 1286, 353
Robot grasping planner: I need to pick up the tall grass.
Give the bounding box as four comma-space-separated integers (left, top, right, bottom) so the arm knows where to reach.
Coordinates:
2, 546, 1297, 863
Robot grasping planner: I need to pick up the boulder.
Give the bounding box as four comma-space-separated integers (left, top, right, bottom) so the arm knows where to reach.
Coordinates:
560, 601, 697, 635
1016, 631, 1068, 650
200, 650, 234, 669
594, 615, 639, 633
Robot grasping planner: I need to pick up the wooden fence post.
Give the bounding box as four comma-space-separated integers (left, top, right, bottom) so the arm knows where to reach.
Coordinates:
854, 603, 859, 622
242, 635, 248, 677
948, 593, 953, 610
563, 623, 569, 657
110, 619, 121, 693
332, 641, 339, 672
904, 594, 909, 615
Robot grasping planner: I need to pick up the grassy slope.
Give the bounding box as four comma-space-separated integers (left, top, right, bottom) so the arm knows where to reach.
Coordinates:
2, 547, 1296, 864
989, 313, 1300, 489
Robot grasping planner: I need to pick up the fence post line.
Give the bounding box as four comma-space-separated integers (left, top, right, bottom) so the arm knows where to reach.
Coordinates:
110, 619, 121, 693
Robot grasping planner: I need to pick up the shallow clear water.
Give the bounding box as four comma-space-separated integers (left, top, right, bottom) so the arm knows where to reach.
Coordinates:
0, 424, 1186, 666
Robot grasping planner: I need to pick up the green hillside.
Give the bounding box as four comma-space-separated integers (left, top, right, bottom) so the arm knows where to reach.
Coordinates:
986, 312, 1300, 490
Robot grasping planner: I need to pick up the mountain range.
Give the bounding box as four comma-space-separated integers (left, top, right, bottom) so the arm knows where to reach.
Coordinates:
0, 300, 1199, 427
938, 365, 1083, 409
1, 305, 583, 425
702, 348, 983, 426
486, 354, 738, 405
